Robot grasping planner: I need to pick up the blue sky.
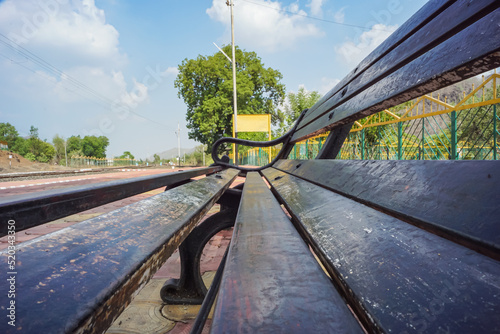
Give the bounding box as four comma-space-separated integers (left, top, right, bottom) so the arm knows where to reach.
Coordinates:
0, 0, 427, 159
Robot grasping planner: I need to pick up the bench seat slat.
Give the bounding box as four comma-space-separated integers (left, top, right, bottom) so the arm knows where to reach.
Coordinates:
0, 169, 238, 334
211, 172, 364, 333
273, 160, 500, 258
262, 167, 500, 333
298, 0, 498, 131
0, 166, 222, 237
292, 7, 500, 141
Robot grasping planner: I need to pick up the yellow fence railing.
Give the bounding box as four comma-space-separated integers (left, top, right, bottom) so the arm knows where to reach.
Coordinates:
239, 71, 500, 164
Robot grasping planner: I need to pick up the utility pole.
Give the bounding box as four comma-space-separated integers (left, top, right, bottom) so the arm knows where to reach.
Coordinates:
175, 123, 181, 166
227, 0, 238, 165
64, 139, 68, 167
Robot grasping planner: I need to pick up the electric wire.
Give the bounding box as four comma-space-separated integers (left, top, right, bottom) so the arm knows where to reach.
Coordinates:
0, 33, 171, 129
0, 34, 113, 106
240, 0, 393, 32
0, 51, 111, 110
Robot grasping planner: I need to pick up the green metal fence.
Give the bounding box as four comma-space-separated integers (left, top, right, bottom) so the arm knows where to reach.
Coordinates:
336, 103, 499, 160
239, 72, 500, 165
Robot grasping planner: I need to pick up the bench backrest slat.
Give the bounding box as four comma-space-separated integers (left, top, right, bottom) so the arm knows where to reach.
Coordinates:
311, 0, 451, 111
291, 2, 500, 142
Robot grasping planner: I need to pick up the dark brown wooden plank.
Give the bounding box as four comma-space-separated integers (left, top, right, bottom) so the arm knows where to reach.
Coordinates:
0, 169, 238, 334
310, 0, 451, 112
300, 0, 497, 129
272, 160, 500, 259
262, 167, 500, 333
211, 172, 363, 333
0, 166, 221, 236
292, 6, 500, 141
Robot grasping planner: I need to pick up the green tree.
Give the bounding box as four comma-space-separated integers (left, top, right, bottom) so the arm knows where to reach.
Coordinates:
28, 125, 41, 156
53, 135, 67, 164
66, 135, 82, 157
0, 122, 19, 148
15, 125, 56, 163
175, 45, 285, 151
275, 87, 321, 137
119, 151, 135, 159
11, 137, 29, 156
25, 152, 36, 162
81, 136, 109, 158
185, 145, 210, 166
153, 154, 160, 163
37, 141, 55, 163
67, 136, 81, 152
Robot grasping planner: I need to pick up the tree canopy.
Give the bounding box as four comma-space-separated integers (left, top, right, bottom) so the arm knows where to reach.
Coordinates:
0, 122, 19, 148
175, 45, 285, 150
0, 123, 110, 163
64, 135, 109, 158
274, 87, 321, 137
81, 136, 109, 158
66, 135, 82, 156
119, 151, 135, 159
53, 135, 67, 164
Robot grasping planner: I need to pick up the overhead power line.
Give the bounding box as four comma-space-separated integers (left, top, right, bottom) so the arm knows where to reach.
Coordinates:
0, 33, 113, 106
0, 51, 116, 109
240, 0, 393, 32
0, 33, 171, 129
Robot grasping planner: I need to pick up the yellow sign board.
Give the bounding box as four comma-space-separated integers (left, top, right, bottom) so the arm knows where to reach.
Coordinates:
232, 114, 272, 164
236, 114, 271, 133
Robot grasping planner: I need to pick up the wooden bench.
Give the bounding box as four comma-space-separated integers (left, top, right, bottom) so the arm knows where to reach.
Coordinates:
0, 167, 239, 333
1, 1, 499, 333
207, 1, 500, 333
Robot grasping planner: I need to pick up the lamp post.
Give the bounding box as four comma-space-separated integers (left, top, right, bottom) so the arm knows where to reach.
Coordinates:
227, 0, 238, 165
176, 123, 181, 166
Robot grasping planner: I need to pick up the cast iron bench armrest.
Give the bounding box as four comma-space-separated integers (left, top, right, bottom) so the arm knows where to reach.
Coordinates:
210, 109, 309, 171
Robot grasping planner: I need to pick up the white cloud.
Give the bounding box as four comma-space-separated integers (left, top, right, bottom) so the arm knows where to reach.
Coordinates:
119, 79, 149, 109
162, 67, 179, 77
0, 0, 126, 67
334, 23, 397, 67
333, 7, 345, 24
207, 0, 322, 52
0, 0, 155, 112
307, 0, 325, 17
319, 77, 340, 96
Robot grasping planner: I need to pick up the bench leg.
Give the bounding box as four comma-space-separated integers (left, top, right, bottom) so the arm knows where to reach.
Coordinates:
160, 208, 237, 304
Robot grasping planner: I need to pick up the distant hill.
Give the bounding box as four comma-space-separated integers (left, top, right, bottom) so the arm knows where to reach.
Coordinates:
395, 76, 485, 139
147, 147, 196, 161
433, 76, 482, 105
